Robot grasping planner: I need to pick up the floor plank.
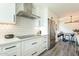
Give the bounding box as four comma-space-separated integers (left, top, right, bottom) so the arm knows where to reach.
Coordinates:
41, 41, 78, 56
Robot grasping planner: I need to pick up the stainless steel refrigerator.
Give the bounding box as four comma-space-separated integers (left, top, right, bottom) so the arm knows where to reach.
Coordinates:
48, 18, 56, 49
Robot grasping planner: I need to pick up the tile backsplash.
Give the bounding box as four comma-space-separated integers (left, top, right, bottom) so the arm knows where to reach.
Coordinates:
0, 16, 36, 38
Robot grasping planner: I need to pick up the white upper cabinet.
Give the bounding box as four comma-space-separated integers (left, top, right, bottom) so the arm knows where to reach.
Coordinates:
0, 3, 15, 24
32, 4, 41, 17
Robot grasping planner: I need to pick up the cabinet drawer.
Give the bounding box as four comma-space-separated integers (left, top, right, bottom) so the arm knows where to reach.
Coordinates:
38, 39, 47, 44
0, 51, 18, 56
23, 46, 40, 56
2, 45, 17, 52
22, 36, 48, 56
6, 52, 18, 56
38, 43, 47, 53
23, 39, 40, 48
2, 43, 20, 53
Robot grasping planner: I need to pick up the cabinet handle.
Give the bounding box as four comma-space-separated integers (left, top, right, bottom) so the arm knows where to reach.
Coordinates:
13, 15, 16, 22
32, 42, 37, 45
13, 55, 16, 56
5, 46, 16, 50
32, 52, 37, 55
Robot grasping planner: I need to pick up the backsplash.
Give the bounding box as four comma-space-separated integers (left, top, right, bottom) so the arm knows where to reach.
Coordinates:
0, 16, 37, 38
0, 7, 48, 38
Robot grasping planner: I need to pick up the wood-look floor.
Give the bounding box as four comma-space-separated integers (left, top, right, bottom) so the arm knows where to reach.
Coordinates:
41, 41, 79, 56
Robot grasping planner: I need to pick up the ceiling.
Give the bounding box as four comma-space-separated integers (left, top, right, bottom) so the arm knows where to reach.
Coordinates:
48, 3, 79, 18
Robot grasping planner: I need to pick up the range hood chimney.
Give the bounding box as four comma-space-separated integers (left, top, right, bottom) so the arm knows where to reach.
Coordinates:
16, 3, 40, 19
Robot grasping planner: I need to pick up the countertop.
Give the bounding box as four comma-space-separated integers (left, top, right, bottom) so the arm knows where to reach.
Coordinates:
0, 35, 48, 46
0, 38, 21, 46
16, 35, 47, 39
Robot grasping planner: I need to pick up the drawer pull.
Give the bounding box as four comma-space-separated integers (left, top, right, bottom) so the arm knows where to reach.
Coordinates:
32, 42, 37, 45
32, 52, 37, 55
5, 46, 16, 50
13, 14, 16, 22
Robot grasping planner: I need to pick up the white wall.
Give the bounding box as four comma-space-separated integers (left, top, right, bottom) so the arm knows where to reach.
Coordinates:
59, 23, 74, 33
58, 15, 79, 33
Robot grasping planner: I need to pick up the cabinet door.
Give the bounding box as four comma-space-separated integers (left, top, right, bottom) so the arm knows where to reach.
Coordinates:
0, 51, 19, 56
22, 39, 39, 56
0, 47, 2, 53
22, 37, 48, 56
0, 3, 15, 24
1, 42, 21, 56
32, 4, 40, 17
16, 3, 24, 14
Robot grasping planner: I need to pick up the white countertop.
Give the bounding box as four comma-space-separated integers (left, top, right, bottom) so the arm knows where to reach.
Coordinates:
0, 35, 48, 46
0, 38, 21, 46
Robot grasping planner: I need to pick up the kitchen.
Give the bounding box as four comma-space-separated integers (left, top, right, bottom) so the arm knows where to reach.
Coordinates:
0, 3, 49, 56
0, 3, 79, 56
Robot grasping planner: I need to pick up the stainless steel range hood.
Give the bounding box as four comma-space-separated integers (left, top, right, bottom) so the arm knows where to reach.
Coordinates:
16, 3, 40, 19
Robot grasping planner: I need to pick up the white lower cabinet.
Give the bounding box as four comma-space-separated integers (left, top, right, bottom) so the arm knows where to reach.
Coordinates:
0, 36, 48, 56
0, 51, 18, 56
22, 36, 48, 56
23, 46, 39, 56
0, 42, 21, 56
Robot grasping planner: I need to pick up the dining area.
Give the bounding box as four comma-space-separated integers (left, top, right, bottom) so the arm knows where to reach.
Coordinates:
41, 32, 79, 56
